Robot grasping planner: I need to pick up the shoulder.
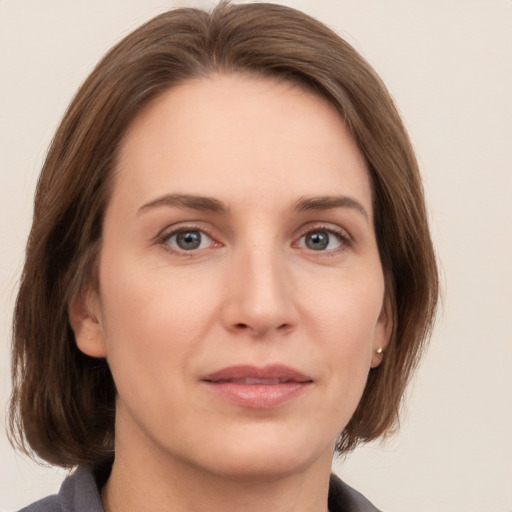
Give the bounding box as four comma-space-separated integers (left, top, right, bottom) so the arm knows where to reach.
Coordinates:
328, 473, 382, 512
17, 494, 61, 512
17, 465, 105, 512
18, 466, 376, 512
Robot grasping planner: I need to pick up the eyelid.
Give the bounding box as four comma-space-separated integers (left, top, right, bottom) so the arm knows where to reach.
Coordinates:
155, 223, 222, 254
292, 223, 353, 251
153, 221, 352, 255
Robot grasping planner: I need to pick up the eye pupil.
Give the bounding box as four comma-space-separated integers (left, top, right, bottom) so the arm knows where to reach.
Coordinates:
305, 231, 329, 250
176, 231, 201, 250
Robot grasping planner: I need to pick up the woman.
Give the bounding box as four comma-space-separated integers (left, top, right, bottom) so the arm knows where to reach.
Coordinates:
9, 2, 438, 511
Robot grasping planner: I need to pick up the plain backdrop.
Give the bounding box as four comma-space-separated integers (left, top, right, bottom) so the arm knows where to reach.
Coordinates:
1, 1, 511, 511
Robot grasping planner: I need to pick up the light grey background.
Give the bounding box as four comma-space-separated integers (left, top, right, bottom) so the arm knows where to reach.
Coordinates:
1, 1, 511, 510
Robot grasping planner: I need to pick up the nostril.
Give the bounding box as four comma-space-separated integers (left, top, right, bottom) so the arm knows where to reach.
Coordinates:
232, 322, 292, 333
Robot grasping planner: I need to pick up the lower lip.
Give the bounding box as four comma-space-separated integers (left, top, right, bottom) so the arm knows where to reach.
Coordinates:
202, 381, 312, 409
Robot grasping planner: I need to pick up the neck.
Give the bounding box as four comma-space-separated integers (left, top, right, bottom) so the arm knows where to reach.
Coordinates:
101, 422, 333, 512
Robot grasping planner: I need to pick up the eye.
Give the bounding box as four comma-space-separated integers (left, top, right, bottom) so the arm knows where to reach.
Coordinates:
165, 229, 214, 252
296, 229, 346, 252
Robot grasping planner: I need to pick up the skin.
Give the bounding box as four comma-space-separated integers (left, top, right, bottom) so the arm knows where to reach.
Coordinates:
71, 74, 390, 512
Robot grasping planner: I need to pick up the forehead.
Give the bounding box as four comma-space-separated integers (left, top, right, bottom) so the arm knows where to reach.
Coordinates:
113, 73, 372, 216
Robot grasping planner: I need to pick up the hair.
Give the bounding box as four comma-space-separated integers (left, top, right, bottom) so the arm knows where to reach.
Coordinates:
9, 1, 438, 467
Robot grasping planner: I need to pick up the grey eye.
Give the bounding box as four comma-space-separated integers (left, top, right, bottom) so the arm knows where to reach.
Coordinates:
301, 230, 342, 251
305, 231, 329, 250
167, 230, 212, 251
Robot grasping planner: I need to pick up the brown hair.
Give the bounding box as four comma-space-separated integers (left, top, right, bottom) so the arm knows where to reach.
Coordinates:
9, 1, 438, 467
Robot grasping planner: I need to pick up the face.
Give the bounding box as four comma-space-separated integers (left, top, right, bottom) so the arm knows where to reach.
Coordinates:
72, 74, 390, 480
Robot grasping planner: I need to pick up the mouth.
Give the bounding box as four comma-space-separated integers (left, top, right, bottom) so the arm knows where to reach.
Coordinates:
200, 364, 313, 409
214, 377, 299, 385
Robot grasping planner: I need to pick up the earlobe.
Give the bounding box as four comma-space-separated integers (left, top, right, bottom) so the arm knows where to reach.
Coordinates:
371, 297, 393, 368
68, 287, 107, 358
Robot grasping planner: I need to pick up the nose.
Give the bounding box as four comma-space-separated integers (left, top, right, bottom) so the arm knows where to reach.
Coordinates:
221, 245, 298, 338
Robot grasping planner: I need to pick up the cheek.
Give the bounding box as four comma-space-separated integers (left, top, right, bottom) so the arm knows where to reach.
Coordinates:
304, 270, 384, 347
96, 257, 220, 392
302, 272, 385, 397
321, 306, 381, 430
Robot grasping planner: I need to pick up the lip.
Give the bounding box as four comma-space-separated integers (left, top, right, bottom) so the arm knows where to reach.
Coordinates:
200, 364, 313, 409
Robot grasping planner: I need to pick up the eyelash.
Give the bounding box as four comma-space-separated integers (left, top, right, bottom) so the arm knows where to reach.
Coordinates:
293, 224, 352, 255
156, 224, 219, 256
156, 223, 352, 256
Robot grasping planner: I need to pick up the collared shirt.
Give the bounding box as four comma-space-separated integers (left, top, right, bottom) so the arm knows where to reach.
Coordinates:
18, 463, 381, 512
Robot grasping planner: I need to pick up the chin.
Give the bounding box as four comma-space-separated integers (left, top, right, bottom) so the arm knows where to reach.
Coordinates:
197, 433, 335, 482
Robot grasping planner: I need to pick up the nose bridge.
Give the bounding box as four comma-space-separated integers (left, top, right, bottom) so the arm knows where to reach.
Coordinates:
223, 235, 296, 336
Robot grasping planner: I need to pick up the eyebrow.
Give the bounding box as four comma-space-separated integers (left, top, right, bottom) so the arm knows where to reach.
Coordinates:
293, 195, 369, 221
137, 193, 369, 221
137, 193, 228, 216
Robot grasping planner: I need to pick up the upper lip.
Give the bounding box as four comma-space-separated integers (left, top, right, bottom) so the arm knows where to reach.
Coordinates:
201, 364, 313, 383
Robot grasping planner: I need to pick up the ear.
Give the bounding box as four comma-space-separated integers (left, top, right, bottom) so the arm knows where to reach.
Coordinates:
68, 286, 107, 358
371, 296, 393, 368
